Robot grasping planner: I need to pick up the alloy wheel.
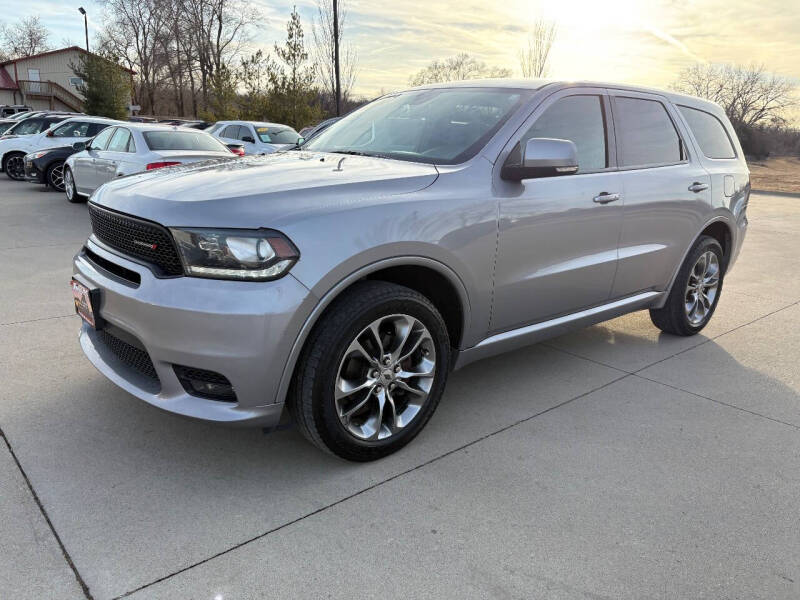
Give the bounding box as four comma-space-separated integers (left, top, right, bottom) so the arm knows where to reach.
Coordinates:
6, 155, 24, 180
335, 314, 436, 441
684, 250, 720, 326
64, 169, 74, 199
49, 163, 65, 191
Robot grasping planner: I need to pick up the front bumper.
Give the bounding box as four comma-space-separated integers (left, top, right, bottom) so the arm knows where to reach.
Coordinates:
73, 237, 314, 427
24, 158, 46, 184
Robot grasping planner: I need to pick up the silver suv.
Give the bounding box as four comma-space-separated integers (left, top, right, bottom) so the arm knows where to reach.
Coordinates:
72, 80, 749, 460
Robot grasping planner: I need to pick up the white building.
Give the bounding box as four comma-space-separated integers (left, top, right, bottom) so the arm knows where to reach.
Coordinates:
0, 46, 134, 112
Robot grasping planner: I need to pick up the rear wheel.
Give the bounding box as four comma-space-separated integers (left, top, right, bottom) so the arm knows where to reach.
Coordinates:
650, 235, 724, 336
63, 167, 86, 203
289, 281, 451, 461
3, 152, 25, 181
46, 160, 66, 192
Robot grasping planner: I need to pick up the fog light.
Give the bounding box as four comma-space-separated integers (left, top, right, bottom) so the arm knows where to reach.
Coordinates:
173, 365, 237, 402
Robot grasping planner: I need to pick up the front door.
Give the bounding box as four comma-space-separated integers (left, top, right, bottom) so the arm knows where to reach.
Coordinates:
491, 89, 624, 333
74, 126, 116, 194
27, 69, 40, 93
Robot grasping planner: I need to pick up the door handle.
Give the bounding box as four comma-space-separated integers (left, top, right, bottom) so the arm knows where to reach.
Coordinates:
593, 192, 620, 204
688, 182, 709, 193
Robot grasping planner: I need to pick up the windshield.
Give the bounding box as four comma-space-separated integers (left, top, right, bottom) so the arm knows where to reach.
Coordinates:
143, 130, 228, 152
303, 88, 527, 164
0, 122, 13, 134
256, 127, 299, 144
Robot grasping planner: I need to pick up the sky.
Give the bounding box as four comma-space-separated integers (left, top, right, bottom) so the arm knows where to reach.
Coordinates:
2, 0, 799, 110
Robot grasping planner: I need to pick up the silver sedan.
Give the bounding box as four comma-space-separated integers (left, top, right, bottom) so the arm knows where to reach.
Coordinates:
63, 123, 237, 203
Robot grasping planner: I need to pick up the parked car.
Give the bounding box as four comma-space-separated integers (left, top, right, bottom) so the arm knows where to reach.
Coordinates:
0, 104, 32, 118
0, 114, 81, 176
2, 116, 118, 181
24, 142, 89, 192
63, 124, 237, 202
72, 80, 748, 461
208, 120, 300, 155
299, 117, 340, 142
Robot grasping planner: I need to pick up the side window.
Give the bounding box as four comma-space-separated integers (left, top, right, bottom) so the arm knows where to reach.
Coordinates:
614, 97, 684, 167
89, 127, 116, 151
221, 125, 240, 139
240, 126, 255, 142
51, 121, 92, 138
127, 133, 137, 153
515, 95, 608, 173
678, 106, 736, 159
87, 123, 111, 137
107, 128, 132, 152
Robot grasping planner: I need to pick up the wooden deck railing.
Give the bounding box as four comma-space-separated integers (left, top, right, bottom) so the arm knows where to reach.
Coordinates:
17, 79, 84, 112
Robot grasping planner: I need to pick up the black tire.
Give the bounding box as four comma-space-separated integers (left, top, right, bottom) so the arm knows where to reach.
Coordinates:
649, 235, 724, 336
288, 280, 451, 461
63, 167, 86, 203
46, 160, 66, 192
3, 152, 26, 181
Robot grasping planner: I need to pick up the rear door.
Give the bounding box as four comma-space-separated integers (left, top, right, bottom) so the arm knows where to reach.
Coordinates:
96, 127, 134, 185
608, 91, 712, 298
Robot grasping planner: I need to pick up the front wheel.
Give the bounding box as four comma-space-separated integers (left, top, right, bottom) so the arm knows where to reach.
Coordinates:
63, 167, 86, 203
47, 160, 66, 192
650, 235, 724, 336
289, 281, 451, 461
3, 152, 25, 181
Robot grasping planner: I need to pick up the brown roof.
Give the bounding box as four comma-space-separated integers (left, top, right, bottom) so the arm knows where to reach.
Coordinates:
0, 46, 136, 75
0, 67, 17, 90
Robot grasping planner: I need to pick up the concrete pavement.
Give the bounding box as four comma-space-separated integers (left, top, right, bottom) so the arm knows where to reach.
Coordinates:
0, 179, 797, 599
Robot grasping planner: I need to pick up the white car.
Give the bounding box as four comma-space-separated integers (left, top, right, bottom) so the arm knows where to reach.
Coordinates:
63, 123, 237, 203
2, 116, 118, 180
207, 120, 300, 155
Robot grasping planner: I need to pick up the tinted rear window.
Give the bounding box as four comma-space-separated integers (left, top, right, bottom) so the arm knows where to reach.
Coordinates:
143, 131, 227, 152
614, 97, 684, 167
678, 106, 736, 159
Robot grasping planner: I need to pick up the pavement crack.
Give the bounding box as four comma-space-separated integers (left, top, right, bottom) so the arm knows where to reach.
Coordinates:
633, 373, 800, 431
1, 313, 76, 327
0, 427, 94, 600
114, 372, 632, 599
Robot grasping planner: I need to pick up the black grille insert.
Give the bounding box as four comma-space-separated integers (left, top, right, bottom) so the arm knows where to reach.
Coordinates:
83, 247, 141, 286
88, 203, 184, 276
97, 329, 159, 383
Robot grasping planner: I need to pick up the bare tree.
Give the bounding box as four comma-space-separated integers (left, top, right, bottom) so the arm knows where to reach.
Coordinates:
409, 53, 511, 86
0, 16, 51, 58
519, 19, 556, 78
312, 0, 358, 113
673, 63, 797, 129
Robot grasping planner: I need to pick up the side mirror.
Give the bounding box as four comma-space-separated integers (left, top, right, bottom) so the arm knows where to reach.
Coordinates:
296, 136, 305, 146
242, 136, 255, 143
72, 141, 87, 151
501, 138, 579, 181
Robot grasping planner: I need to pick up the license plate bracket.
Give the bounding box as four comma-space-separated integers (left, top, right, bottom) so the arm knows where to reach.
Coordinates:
71, 277, 103, 330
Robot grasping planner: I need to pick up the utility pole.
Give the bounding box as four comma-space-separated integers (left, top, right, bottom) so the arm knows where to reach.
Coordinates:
78, 7, 89, 52
333, 0, 341, 116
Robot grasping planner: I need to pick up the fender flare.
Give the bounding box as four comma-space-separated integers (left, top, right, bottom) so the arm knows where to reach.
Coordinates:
272, 255, 471, 405
654, 214, 735, 309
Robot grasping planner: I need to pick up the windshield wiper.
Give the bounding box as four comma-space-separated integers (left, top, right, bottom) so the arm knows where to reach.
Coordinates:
329, 149, 394, 160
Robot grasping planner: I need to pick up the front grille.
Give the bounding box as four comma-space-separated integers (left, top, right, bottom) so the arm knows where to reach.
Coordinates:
97, 329, 159, 383
88, 203, 184, 276
83, 247, 141, 286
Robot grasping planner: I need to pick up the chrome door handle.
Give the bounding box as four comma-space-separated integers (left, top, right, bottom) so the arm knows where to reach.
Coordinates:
688, 182, 709, 193
593, 192, 620, 204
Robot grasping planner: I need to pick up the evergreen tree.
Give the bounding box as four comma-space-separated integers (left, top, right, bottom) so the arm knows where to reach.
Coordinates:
73, 54, 131, 120
270, 7, 321, 129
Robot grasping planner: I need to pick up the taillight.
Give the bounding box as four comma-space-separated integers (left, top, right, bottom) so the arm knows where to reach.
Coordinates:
229, 146, 245, 156
146, 161, 181, 170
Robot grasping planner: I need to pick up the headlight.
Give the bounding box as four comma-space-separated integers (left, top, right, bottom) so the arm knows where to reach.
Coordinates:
26, 150, 51, 160
170, 228, 300, 281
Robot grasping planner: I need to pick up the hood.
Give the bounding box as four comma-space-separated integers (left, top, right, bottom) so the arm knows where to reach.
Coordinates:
90, 151, 439, 229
